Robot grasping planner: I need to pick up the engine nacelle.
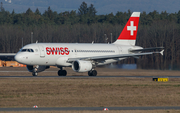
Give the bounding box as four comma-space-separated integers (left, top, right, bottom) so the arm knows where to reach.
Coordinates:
27, 65, 49, 72
72, 60, 92, 72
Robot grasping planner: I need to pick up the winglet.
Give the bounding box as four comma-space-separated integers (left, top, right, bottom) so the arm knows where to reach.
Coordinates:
153, 50, 164, 55
160, 50, 164, 56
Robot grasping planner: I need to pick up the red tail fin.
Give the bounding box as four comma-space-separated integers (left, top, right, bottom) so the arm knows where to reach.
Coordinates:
113, 12, 140, 45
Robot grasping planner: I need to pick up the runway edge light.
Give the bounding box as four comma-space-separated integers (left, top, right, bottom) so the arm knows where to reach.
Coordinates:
33, 105, 38, 108
103, 108, 109, 111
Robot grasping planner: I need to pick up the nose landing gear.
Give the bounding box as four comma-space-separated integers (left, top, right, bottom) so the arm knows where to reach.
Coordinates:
32, 72, 38, 76
32, 66, 38, 76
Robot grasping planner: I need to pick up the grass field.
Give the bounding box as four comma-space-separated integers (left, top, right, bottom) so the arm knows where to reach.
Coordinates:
0, 67, 180, 113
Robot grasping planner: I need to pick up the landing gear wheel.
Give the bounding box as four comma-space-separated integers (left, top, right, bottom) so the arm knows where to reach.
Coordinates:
88, 71, 92, 76
58, 70, 67, 76
62, 70, 67, 76
92, 70, 97, 76
58, 70, 62, 76
32, 72, 38, 76
88, 70, 97, 76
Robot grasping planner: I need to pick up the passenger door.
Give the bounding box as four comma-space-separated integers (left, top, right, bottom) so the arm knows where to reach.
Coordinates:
38, 46, 45, 58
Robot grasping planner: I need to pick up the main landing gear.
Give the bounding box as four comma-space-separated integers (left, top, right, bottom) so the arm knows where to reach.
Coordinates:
58, 67, 67, 76
88, 70, 97, 76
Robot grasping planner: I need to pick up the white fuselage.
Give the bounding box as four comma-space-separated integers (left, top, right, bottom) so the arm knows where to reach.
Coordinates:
14, 43, 142, 67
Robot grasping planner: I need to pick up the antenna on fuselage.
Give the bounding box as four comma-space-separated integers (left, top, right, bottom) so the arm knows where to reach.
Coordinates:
104, 34, 108, 43
22, 37, 23, 48
31, 32, 33, 43
111, 33, 112, 43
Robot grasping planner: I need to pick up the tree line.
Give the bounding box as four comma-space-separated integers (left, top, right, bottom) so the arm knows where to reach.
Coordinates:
0, 2, 180, 70
1, 2, 180, 26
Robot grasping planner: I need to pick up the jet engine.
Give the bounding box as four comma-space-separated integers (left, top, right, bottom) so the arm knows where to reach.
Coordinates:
72, 60, 92, 72
27, 65, 50, 72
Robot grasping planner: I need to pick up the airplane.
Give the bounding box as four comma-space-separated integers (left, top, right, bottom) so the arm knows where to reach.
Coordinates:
0, 12, 164, 76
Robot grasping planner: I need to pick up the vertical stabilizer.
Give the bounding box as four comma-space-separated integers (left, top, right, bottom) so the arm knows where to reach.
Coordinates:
113, 12, 140, 45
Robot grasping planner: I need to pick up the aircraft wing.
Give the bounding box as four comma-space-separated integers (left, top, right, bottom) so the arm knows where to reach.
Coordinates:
0, 53, 16, 56
67, 50, 164, 63
0, 53, 16, 60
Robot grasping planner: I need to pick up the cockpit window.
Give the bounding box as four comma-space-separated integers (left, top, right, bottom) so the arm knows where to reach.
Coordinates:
21, 49, 27, 52
21, 49, 34, 52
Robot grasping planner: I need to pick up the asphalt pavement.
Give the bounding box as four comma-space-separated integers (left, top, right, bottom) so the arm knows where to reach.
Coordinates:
1, 106, 180, 111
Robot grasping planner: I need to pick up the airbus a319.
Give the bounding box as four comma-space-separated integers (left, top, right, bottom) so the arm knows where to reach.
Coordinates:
0, 12, 164, 76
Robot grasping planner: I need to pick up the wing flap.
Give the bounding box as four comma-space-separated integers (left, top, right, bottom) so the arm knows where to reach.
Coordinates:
67, 51, 163, 63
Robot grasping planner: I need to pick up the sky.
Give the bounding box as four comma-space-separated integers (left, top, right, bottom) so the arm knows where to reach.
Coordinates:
1, 0, 180, 14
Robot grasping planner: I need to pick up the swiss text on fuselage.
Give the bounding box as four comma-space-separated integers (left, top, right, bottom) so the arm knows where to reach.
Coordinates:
46, 47, 69, 55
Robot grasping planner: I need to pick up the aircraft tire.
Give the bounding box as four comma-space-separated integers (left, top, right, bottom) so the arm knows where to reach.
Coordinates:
58, 70, 67, 76
92, 70, 97, 76
58, 70, 62, 76
32, 72, 38, 76
88, 71, 92, 76
62, 70, 67, 76
88, 70, 97, 76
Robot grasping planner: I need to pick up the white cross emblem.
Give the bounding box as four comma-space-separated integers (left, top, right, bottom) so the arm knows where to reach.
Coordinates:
127, 21, 136, 36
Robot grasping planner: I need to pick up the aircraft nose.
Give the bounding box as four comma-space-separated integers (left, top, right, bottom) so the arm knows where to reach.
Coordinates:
14, 54, 22, 62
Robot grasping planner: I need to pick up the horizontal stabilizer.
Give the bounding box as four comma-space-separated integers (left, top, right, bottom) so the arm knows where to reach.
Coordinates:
129, 47, 164, 52
153, 49, 164, 56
